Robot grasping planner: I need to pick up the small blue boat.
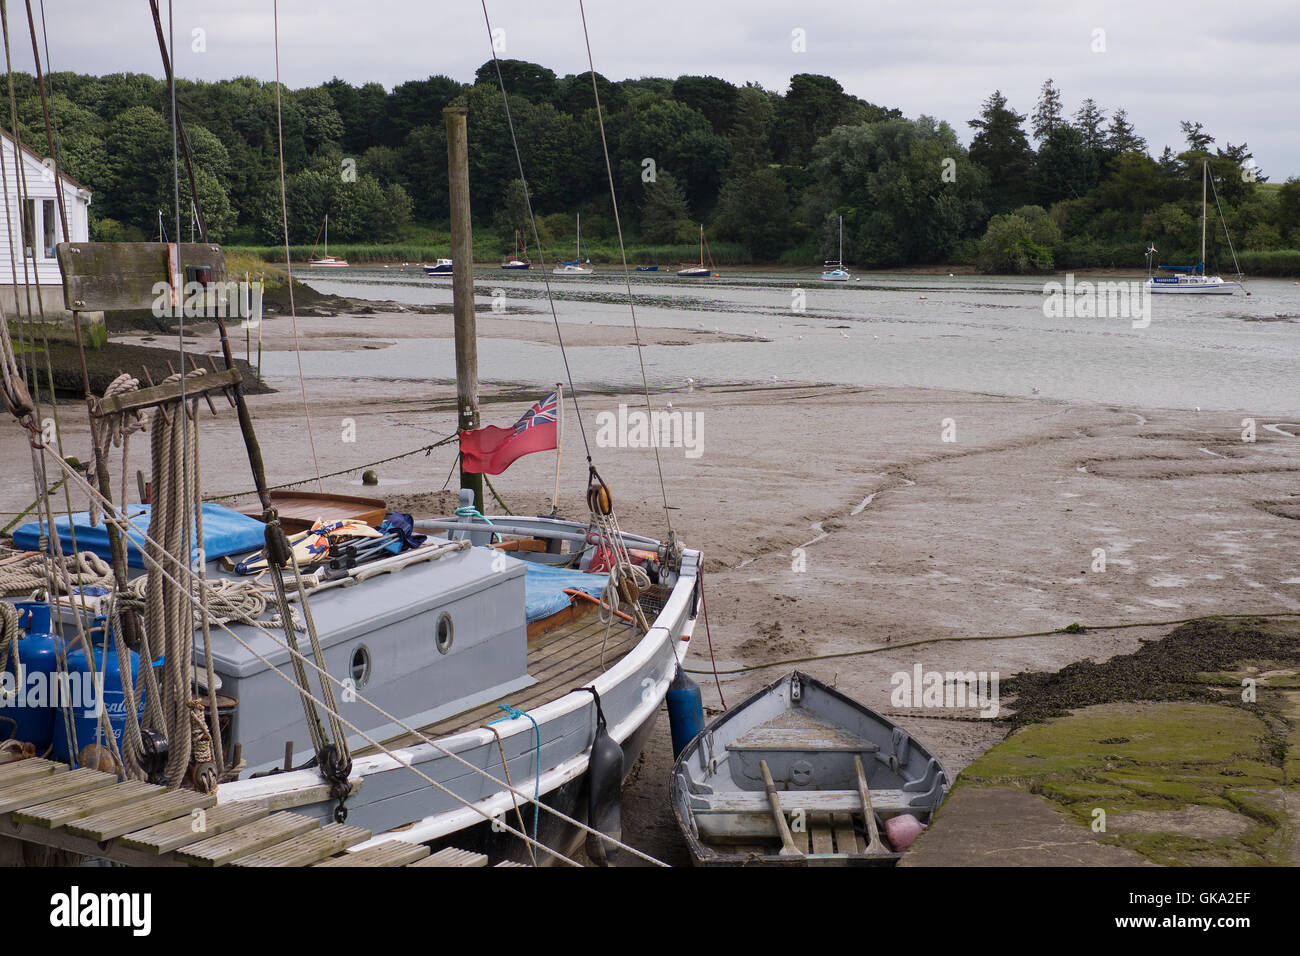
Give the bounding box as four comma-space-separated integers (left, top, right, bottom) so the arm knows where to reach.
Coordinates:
635, 265, 659, 272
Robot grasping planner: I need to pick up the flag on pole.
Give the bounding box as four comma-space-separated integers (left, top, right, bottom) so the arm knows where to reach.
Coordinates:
459, 389, 560, 475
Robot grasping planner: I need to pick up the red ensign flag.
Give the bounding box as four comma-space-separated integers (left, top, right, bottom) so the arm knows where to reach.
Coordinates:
459, 390, 559, 475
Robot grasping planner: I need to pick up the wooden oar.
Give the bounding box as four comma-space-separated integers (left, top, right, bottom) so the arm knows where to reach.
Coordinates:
759, 760, 804, 857
854, 755, 891, 856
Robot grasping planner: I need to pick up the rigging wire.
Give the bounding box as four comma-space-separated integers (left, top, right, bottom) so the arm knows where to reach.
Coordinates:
576, 0, 674, 536
271, 0, 324, 492
22, 442, 672, 866
477, 0, 593, 466
1206, 161, 1247, 290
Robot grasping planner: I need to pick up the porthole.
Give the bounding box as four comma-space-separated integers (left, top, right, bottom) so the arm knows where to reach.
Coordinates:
435, 612, 454, 655
349, 645, 372, 687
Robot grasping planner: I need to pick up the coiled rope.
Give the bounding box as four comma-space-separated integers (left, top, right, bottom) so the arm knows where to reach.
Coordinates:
0, 551, 113, 598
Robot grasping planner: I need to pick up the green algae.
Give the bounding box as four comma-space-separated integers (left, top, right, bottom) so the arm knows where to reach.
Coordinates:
951, 618, 1300, 866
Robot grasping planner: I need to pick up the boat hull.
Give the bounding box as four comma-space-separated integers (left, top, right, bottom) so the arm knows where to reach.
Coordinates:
1145, 277, 1239, 294
676, 268, 710, 277
671, 671, 950, 867
218, 538, 702, 867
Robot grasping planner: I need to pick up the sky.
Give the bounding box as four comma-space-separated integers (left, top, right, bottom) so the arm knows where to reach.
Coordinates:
19, 0, 1300, 178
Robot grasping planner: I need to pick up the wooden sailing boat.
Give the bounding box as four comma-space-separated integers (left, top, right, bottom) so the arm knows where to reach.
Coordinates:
0, 28, 701, 868
308, 213, 348, 267
677, 224, 713, 277
1145, 159, 1240, 295
501, 230, 531, 269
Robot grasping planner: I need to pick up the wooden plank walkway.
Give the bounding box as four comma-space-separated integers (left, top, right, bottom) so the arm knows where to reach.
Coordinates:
0, 757, 501, 867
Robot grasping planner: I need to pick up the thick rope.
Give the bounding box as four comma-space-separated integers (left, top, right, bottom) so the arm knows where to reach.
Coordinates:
87, 373, 146, 526
0, 551, 113, 598
145, 378, 199, 787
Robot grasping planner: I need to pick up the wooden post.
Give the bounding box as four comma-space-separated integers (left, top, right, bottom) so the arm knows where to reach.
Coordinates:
552, 382, 564, 516
444, 106, 483, 513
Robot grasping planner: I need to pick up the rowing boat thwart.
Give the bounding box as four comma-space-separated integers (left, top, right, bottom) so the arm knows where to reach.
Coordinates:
671, 671, 950, 866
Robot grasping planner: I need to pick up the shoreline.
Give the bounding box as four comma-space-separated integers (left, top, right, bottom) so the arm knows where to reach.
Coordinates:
3, 305, 1297, 867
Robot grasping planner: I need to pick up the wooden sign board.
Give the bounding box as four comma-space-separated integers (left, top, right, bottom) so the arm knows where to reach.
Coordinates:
56, 242, 230, 314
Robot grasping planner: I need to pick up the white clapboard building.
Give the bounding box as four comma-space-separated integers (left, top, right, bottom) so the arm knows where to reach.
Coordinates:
0, 127, 94, 332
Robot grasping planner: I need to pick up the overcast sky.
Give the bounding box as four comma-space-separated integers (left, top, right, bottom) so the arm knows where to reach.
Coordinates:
22, 0, 1300, 178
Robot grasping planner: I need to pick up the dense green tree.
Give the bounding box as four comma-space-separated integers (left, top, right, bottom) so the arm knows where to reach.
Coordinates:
1035, 125, 1100, 206
101, 105, 171, 229
714, 167, 791, 260
474, 60, 558, 107
1073, 99, 1106, 151
727, 84, 775, 176
968, 90, 1034, 214
1031, 79, 1063, 142
976, 206, 1057, 273
811, 116, 986, 265
1104, 109, 1146, 157
615, 98, 729, 209
1275, 178, 1300, 243
671, 75, 739, 135
640, 172, 691, 243
774, 74, 850, 165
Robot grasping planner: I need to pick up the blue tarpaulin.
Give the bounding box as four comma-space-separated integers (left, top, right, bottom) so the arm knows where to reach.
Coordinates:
519, 559, 609, 623
12, 503, 268, 570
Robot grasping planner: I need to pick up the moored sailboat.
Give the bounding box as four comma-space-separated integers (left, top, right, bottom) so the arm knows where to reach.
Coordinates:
1145, 159, 1241, 295
821, 216, 850, 281
304, 212, 345, 265
677, 224, 713, 277
553, 213, 594, 275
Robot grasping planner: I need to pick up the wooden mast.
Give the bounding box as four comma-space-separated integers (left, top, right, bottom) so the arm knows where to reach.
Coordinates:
1201, 158, 1207, 272
444, 106, 484, 513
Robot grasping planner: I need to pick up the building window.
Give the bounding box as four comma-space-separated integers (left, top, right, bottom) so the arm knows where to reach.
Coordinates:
43, 200, 56, 258
21, 198, 34, 258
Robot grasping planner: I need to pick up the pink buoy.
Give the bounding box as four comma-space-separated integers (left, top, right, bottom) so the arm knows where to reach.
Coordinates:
884, 814, 927, 851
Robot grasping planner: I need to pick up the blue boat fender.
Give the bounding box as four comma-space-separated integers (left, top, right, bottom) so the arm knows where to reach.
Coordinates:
575, 686, 624, 866
667, 669, 705, 757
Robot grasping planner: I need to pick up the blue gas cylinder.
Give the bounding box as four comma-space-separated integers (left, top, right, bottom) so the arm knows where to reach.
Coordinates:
666, 669, 705, 757
0, 602, 65, 750
52, 632, 146, 766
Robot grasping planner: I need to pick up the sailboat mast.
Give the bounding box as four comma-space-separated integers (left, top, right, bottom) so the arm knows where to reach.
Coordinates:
444, 106, 483, 511
699, 224, 703, 266
324, 213, 329, 257
1201, 159, 1207, 271
838, 215, 843, 266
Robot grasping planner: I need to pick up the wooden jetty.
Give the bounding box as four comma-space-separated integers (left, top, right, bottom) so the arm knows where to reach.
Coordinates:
0, 758, 507, 867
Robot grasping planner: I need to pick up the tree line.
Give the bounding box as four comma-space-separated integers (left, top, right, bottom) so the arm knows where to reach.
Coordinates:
7, 66, 1299, 272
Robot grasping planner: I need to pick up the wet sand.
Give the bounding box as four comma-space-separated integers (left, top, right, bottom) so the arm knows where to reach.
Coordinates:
3, 307, 1297, 865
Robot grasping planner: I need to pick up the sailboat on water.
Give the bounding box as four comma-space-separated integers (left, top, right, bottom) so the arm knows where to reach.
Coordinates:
821, 215, 850, 281
677, 224, 714, 277
308, 213, 348, 268
553, 213, 594, 275
501, 230, 531, 270
1145, 158, 1241, 295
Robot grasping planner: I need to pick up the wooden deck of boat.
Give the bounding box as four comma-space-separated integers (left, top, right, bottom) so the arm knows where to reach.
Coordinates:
377, 607, 639, 749
0, 606, 641, 867
0, 757, 511, 867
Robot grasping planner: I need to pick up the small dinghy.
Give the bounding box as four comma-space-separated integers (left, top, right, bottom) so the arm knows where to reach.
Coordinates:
671, 671, 950, 866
